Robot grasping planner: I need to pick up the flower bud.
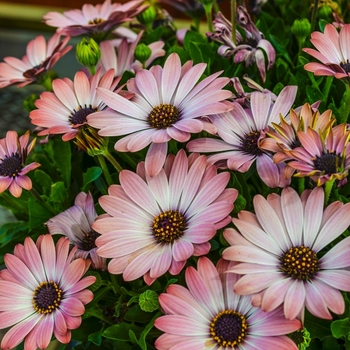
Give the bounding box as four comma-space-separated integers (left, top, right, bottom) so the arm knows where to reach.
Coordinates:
134, 43, 152, 65
139, 290, 159, 312
76, 38, 101, 68
137, 5, 157, 26
318, 5, 333, 20
291, 18, 311, 43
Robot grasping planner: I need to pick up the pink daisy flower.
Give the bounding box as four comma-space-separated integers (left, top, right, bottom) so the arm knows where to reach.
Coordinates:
187, 86, 297, 188
46, 191, 106, 270
283, 123, 350, 186
154, 257, 301, 350
0, 234, 96, 350
93, 149, 238, 285
98, 31, 165, 76
303, 24, 350, 81
0, 33, 71, 88
30, 68, 124, 141
87, 52, 233, 177
0, 130, 40, 198
222, 187, 350, 321
43, 0, 147, 39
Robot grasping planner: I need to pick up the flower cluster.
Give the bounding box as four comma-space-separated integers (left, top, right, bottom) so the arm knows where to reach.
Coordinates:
1, 0, 350, 349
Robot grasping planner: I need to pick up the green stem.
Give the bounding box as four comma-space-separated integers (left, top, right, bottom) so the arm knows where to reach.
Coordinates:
97, 155, 113, 186
310, 0, 319, 32
339, 83, 350, 124
104, 150, 123, 173
231, 0, 237, 45
29, 187, 56, 215
203, 3, 214, 33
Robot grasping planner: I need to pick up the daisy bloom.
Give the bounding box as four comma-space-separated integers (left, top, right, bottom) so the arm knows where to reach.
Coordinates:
0, 234, 96, 350
259, 103, 334, 180
222, 186, 350, 321
0, 130, 40, 198
154, 257, 301, 350
30, 68, 125, 142
207, 8, 275, 83
87, 52, 233, 177
43, 0, 147, 40
98, 31, 165, 76
187, 86, 297, 188
0, 33, 71, 88
283, 123, 350, 186
93, 149, 238, 285
303, 24, 350, 81
46, 191, 106, 270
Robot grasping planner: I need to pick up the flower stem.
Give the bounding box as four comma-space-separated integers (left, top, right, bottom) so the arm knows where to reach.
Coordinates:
339, 83, 350, 124
29, 187, 56, 215
103, 150, 123, 173
203, 3, 214, 33
231, 0, 237, 45
97, 154, 113, 186
310, 0, 319, 32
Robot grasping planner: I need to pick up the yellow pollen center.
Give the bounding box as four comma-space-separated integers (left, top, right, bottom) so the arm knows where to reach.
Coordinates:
152, 210, 186, 243
280, 245, 319, 280
33, 281, 63, 314
148, 103, 180, 129
210, 309, 248, 347
88, 18, 104, 25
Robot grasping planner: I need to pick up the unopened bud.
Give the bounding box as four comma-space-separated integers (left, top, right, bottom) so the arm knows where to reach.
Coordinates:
137, 5, 156, 25
134, 43, 152, 65
291, 19, 311, 43
139, 290, 159, 312
76, 38, 101, 68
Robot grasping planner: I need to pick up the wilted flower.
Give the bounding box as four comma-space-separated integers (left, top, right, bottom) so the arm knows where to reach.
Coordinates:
0, 130, 40, 198
303, 24, 350, 82
47, 191, 106, 270
88, 52, 232, 177
43, 0, 147, 41
223, 187, 350, 321
0, 234, 96, 350
0, 33, 71, 89
208, 7, 275, 83
93, 150, 238, 285
30, 68, 125, 141
154, 257, 301, 349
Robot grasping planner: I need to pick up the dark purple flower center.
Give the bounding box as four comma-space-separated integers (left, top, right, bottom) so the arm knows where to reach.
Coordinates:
340, 59, 350, 73
240, 130, 262, 156
88, 18, 104, 25
70, 106, 97, 126
0, 153, 23, 178
152, 210, 187, 243
280, 245, 319, 280
81, 229, 100, 251
290, 138, 302, 149
313, 152, 341, 175
210, 310, 248, 347
148, 104, 180, 129
33, 281, 63, 314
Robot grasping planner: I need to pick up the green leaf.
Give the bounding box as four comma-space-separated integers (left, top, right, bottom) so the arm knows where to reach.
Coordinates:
88, 330, 103, 346
137, 312, 161, 350
331, 318, 350, 339
305, 312, 332, 340
102, 323, 142, 341
48, 138, 72, 188
0, 221, 28, 247
183, 30, 207, 52
82, 166, 102, 192
50, 181, 67, 204
34, 170, 53, 195
28, 198, 53, 230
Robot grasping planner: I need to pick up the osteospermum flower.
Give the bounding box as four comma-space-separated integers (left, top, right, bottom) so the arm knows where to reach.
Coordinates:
0, 234, 96, 350
207, 8, 275, 83
154, 257, 301, 350
43, 0, 147, 40
30, 68, 125, 141
283, 123, 350, 186
0, 130, 40, 198
93, 149, 238, 285
98, 31, 165, 76
187, 86, 297, 188
46, 191, 106, 270
0, 33, 71, 88
222, 187, 350, 321
303, 24, 350, 81
87, 52, 233, 177
259, 103, 334, 180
